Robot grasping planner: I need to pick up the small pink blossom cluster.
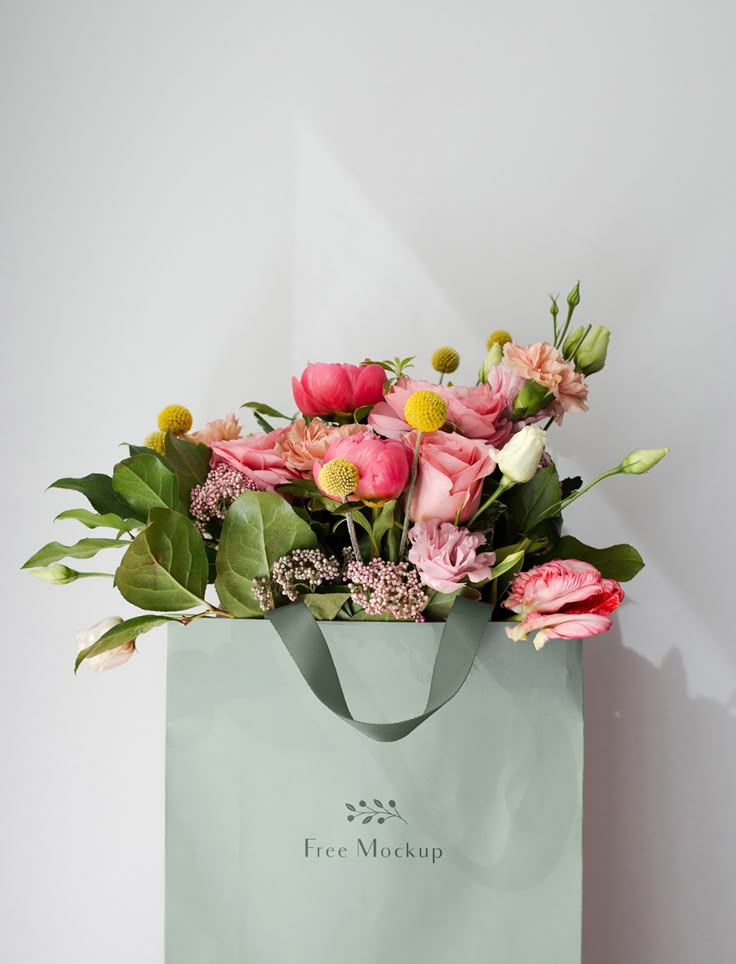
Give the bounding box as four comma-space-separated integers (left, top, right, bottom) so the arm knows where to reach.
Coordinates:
190, 463, 257, 532
346, 559, 428, 622
272, 549, 341, 601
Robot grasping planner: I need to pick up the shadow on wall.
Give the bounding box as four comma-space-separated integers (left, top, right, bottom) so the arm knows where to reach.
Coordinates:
583, 625, 736, 964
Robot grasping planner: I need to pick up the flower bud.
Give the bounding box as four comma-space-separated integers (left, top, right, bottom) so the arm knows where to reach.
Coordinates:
512, 379, 552, 418
567, 281, 581, 309
619, 448, 669, 475
75, 617, 136, 673
549, 296, 559, 320
562, 325, 586, 359
31, 564, 79, 585
566, 325, 610, 375
478, 342, 504, 382
497, 426, 547, 484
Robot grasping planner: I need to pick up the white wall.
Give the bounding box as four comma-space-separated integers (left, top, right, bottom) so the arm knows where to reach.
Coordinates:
2, 1, 734, 961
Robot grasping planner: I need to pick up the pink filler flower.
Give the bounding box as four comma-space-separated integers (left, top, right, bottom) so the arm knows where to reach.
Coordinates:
408, 521, 496, 594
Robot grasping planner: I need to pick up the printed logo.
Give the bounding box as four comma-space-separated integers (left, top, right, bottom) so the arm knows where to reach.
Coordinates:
345, 798, 407, 825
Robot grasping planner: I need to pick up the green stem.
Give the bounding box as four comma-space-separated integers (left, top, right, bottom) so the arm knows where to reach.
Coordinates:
566, 323, 591, 362
555, 302, 577, 350
536, 466, 623, 524
399, 431, 423, 557
342, 497, 364, 562
76, 572, 114, 579
468, 478, 514, 527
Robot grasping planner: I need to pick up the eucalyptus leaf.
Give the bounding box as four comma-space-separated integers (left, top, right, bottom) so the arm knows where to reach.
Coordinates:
22, 538, 129, 569
215, 491, 318, 617
75, 614, 184, 672
115, 508, 208, 611
112, 454, 184, 518
55, 508, 139, 532
50, 473, 140, 520
164, 432, 211, 501
554, 536, 645, 582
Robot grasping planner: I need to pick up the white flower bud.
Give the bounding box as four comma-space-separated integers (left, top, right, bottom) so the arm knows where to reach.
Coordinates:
75, 617, 135, 673
497, 426, 547, 484
619, 448, 669, 475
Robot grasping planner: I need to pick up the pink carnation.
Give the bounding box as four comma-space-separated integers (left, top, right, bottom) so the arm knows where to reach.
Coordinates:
408, 521, 496, 594
503, 559, 624, 650
503, 341, 588, 421
275, 417, 367, 476
210, 428, 298, 491
186, 412, 242, 446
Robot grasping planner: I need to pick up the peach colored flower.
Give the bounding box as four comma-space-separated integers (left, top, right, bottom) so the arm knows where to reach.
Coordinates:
186, 412, 242, 446
403, 430, 496, 524
408, 521, 496, 594
275, 417, 367, 476
503, 341, 588, 420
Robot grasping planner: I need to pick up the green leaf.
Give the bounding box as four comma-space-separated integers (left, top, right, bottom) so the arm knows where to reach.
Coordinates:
303, 592, 351, 620
277, 479, 322, 498
353, 404, 374, 423
127, 443, 171, 466
22, 538, 129, 568
164, 432, 211, 501
252, 411, 275, 432
112, 454, 184, 518
55, 508, 139, 532
241, 401, 291, 420
115, 508, 208, 611
50, 473, 140, 520
423, 589, 460, 620
215, 491, 318, 617
506, 466, 561, 533
75, 614, 183, 673
554, 536, 645, 582
373, 500, 397, 547
491, 549, 526, 580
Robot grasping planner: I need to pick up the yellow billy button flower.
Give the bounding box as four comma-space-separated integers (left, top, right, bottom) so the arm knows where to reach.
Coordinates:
404, 390, 447, 433
486, 329, 512, 351
431, 346, 460, 375
157, 404, 193, 435
317, 458, 360, 499
144, 430, 167, 456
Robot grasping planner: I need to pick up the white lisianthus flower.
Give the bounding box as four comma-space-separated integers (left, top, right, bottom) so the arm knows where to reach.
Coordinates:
75, 617, 135, 673
497, 426, 547, 484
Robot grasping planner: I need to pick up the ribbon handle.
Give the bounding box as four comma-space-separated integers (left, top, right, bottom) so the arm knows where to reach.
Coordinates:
266, 596, 491, 743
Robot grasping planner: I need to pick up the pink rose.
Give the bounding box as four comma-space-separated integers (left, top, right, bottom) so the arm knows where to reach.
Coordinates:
292, 362, 387, 417
444, 381, 521, 447
186, 412, 242, 446
210, 428, 299, 491
313, 433, 412, 503
369, 377, 450, 439
404, 430, 496, 524
275, 417, 367, 477
503, 341, 588, 421
408, 521, 496, 594
503, 559, 624, 649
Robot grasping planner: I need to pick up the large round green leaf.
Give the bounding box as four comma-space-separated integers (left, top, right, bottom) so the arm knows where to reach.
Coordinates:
215, 491, 317, 617
112, 454, 183, 519
115, 508, 208, 611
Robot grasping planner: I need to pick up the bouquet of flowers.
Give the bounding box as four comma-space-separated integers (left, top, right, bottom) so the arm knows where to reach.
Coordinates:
24, 283, 667, 671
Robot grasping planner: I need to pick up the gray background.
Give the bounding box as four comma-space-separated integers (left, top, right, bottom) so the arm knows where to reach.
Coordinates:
1, 1, 734, 962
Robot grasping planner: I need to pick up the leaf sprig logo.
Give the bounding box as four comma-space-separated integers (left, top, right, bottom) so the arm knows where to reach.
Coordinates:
345, 799, 407, 825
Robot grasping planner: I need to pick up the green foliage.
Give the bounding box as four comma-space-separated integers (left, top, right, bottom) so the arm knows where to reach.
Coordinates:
115, 509, 208, 611
215, 491, 318, 617
505, 465, 561, 533
55, 508, 139, 532
23, 538, 129, 569
75, 614, 183, 672
553, 536, 644, 582
303, 593, 351, 620
112, 454, 184, 518
50, 473, 140, 521
164, 432, 211, 501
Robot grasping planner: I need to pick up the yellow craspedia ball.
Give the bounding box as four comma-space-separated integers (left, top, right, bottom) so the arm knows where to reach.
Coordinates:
157, 404, 193, 435
431, 346, 460, 375
317, 458, 360, 499
404, 390, 447, 433
486, 329, 513, 351
143, 431, 167, 456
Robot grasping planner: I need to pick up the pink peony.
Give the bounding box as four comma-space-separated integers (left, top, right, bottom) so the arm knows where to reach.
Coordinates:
503, 559, 624, 649
503, 341, 588, 420
210, 428, 299, 491
408, 521, 496, 594
292, 362, 387, 417
186, 412, 242, 446
313, 432, 412, 503
403, 430, 496, 524
369, 377, 449, 439
275, 417, 367, 476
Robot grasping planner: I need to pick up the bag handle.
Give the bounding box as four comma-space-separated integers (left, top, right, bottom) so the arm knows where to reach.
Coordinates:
266, 596, 491, 743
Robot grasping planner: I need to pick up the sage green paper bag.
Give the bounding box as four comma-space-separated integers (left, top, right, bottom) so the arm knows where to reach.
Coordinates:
166, 605, 583, 963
